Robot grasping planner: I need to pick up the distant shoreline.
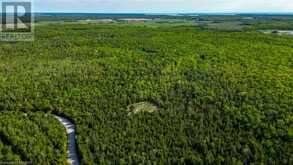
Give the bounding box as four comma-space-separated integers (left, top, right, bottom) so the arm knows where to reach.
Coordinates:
32, 12, 293, 17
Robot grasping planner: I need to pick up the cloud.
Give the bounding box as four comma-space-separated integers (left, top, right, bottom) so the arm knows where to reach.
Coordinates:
34, 0, 293, 13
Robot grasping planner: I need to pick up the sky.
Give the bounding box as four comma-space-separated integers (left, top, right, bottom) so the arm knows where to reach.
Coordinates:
34, 0, 293, 13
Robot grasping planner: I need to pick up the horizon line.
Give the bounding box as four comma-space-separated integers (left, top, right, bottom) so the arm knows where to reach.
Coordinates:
33, 11, 293, 14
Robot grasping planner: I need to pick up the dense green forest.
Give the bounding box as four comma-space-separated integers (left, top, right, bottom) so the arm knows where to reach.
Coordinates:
0, 112, 67, 164
0, 21, 292, 164
35, 15, 293, 31
195, 16, 293, 30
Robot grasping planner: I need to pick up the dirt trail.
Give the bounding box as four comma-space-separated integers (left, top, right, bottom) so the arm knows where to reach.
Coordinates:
54, 115, 79, 165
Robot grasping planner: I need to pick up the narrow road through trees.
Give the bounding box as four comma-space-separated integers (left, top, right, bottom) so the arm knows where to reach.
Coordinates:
54, 115, 79, 165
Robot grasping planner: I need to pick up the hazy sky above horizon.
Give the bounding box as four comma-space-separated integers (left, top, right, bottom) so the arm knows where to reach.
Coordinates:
35, 0, 293, 13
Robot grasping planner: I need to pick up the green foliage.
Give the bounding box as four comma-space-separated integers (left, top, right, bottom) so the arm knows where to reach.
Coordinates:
194, 16, 293, 31
0, 112, 67, 164
0, 22, 292, 164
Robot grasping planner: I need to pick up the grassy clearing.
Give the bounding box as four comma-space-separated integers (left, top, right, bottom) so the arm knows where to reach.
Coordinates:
127, 102, 159, 115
